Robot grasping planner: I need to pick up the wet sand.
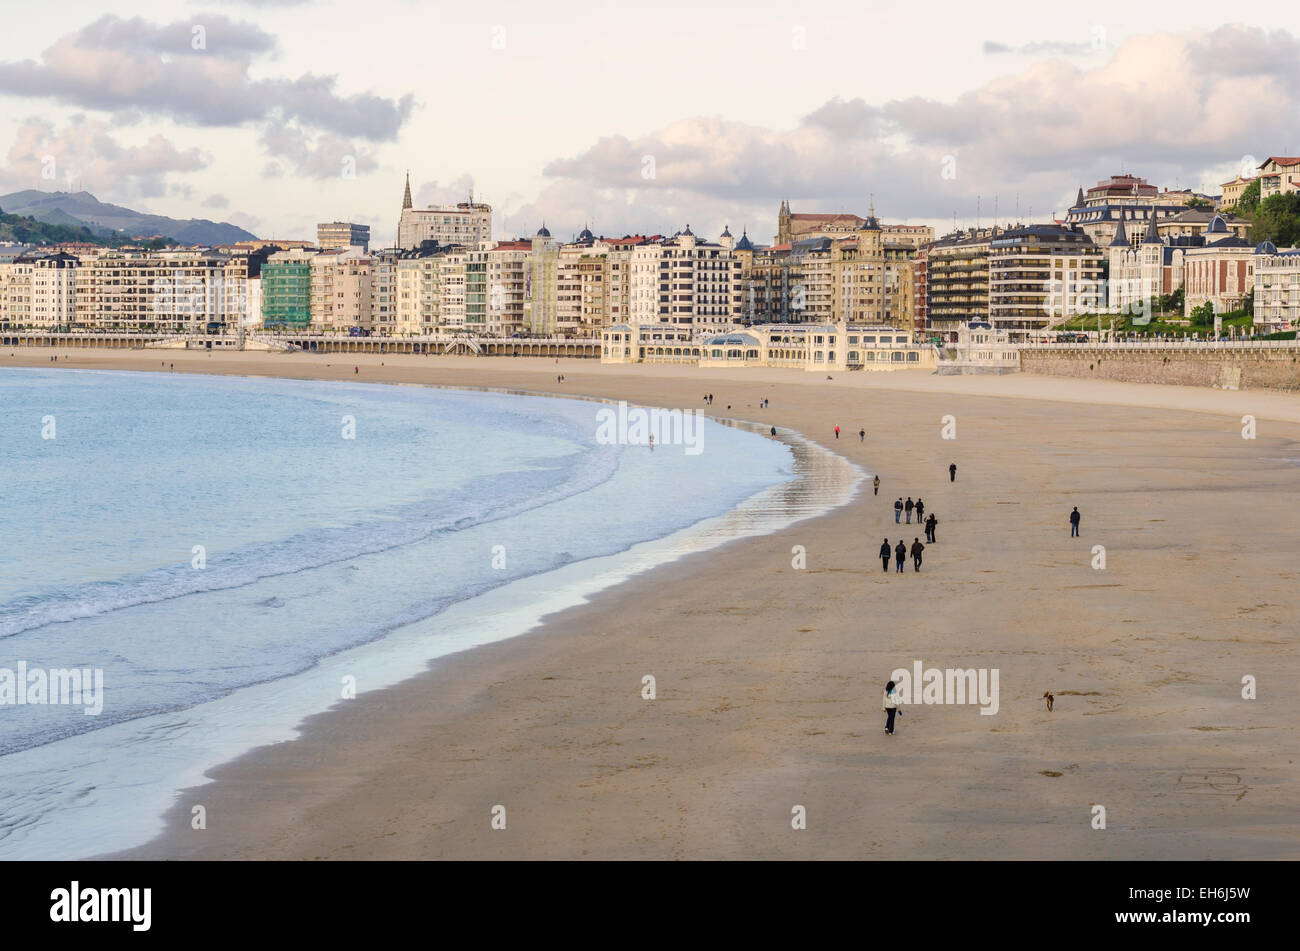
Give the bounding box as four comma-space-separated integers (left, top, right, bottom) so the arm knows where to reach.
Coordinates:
10, 348, 1299, 859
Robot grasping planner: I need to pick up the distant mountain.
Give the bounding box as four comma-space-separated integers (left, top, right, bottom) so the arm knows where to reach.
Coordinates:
0, 190, 258, 246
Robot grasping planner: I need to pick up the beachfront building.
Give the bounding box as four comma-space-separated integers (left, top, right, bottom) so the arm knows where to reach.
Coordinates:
309, 247, 373, 332
369, 250, 400, 334
1252, 243, 1300, 332
24, 252, 79, 328
924, 227, 995, 339
261, 249, 315, 329
744, 216, 917, 330
601, 320, 935, 372
396, 173, 492, 250
72, 249, 247, 333
1, 254, 34, 327
987, 224, 1102, 338
1107, 213, 1254, 316
937, 321, 1020, 375
485, 240, 530, 336
317, 221, 371, 251
1257, 157, 1300, 199
627, 227, 742, 334
393, 242, 447, 335
1181, 238, 1256, 318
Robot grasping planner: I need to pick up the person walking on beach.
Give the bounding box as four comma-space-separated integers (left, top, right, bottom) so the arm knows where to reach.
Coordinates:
915, 498, 924, 523
883, 680, 902, 735
859, 428, 865, 443
894, 498, 903, 523
949, 462, 957, 482
354, 366, 359, 374
894, 540, 906, 573
873, 475, 880, 496
879, 539, 892, 572
1070, 506, 1081, 537
770, 426, 777, 436
905, 497, 914, 523
925, 512, 937, 543
911, 537, 925, 572
834, 425, 840, 439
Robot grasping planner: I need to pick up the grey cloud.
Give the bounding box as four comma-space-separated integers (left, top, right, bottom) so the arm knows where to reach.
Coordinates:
534, 26, 1300, 232
258, 121, 378, 179
203, 193, 230, 208
0, 15, 413, 140
983, 40, 1093, 56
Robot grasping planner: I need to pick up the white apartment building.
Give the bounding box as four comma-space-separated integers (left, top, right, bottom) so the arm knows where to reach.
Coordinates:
486, 241, 529, 336
29, 252, 79, 327
628, 228, 741, 333
74, 249, 245, 332
1253, 245, 1300, 332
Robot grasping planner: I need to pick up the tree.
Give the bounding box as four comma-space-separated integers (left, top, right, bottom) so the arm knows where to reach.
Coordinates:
1190, 302, 1214, 325
1184, 196, 1212, 210
1233, 179, 1262, 215
1250, 192, 1300, 247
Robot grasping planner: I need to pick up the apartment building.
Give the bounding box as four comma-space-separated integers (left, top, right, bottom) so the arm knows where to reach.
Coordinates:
1252, 244, 1300, 332
261, 249, 315, 329
397, 174, 492, 249
309, 247, 373, 332
925, 228, 995, 338
987, 224, 1102, 336
73, 249, 244, 332
317, 221, 371, 251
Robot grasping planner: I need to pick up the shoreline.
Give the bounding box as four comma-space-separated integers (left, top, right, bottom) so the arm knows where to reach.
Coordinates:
6, 349, 1298, 860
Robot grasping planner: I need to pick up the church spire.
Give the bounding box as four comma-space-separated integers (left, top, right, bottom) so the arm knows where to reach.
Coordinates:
402, 171, 413, 210
1144, 209, 1160, 245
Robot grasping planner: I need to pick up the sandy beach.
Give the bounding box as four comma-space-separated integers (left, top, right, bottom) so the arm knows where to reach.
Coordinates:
10, 347, 1298, 860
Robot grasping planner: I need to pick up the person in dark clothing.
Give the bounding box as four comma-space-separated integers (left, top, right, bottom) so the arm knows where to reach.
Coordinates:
859, 428, 865, 442
879, 539, 891, 572
894, 498, 903, 523
894, 540, 906, 573
905, 497, 914, 523
873, 475, 880, 496
770, 426, 777, 436
911, 537, 925, 571
915, 498, 924, 522
949, 462, 957, 482
925, 512, 937, 543
1070, 506, 1081, 537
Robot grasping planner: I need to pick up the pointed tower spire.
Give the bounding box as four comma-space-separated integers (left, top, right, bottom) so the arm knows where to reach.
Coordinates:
1075, 186, 1085, 208
1144, 210, 1160, 244
402, 171, 413, 210
1109, 210, 1130, 248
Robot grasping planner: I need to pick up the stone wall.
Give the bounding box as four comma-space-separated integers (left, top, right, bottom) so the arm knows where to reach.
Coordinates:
1019, 348, 1300, 391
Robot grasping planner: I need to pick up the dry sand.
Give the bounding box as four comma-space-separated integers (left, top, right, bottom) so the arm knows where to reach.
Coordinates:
10, 347, 1299, 859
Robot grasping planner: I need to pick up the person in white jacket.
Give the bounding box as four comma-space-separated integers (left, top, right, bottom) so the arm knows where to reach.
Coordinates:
883, 680, 903, 735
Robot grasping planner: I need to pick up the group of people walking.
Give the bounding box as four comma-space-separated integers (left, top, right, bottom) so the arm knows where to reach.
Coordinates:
893, 496, 925, 524
879, 537, 926, 573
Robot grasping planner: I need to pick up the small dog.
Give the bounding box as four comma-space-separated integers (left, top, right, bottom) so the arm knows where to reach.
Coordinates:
1043, 691, 1055, 712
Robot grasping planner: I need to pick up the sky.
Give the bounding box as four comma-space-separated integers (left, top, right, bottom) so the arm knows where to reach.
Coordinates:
1, 0, 1298, 247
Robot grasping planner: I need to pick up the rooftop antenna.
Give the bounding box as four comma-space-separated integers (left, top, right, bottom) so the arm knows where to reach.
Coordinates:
976, 195, 981, 229
994, 195, 998, 228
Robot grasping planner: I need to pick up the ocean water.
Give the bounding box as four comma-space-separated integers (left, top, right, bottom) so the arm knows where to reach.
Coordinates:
0, 368, 858, 858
